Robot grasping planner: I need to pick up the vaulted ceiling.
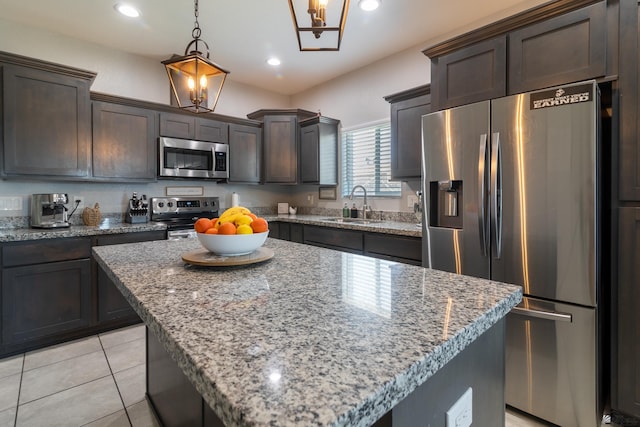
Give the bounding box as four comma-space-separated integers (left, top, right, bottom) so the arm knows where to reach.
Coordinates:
0, 0, 550, 94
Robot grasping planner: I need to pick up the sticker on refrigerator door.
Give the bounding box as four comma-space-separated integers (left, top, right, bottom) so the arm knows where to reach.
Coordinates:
529, 83, 593, 110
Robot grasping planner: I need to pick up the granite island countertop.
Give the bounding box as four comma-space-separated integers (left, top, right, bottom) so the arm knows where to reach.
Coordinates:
93, 237, 521, 427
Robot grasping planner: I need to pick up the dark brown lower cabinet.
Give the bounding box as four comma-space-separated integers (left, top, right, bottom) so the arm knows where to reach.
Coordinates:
93, 230, 166, 325
269, 222, 303, 243
272, 222, 421, 264
615, 208, 640, 418
303, 224, 364, 253
1, 238, 93, 355
2, 260, 91, 348
147, 329, 224, 427
0, 230, 165, 357
364, 233, 422, 266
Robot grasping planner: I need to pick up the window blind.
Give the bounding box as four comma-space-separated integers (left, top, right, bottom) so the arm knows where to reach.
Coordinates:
341, 122, 401, 197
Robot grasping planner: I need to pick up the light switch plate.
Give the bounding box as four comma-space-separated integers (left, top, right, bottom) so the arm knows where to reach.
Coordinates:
407, 195, 419, 208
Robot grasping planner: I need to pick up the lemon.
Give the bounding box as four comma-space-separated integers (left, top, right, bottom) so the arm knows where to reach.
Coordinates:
234, 214, 253, 227
236, 224, 254, 234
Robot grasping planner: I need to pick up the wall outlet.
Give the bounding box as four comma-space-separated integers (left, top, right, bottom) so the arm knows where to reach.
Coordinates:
446, 387, 472, 427
306, 193, 314, 205
0, 196, 23, 211
72, 196, 85, 210
407, 195, 419, 208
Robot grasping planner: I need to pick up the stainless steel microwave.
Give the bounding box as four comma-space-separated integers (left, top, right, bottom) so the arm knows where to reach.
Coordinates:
159, 137, 229, 179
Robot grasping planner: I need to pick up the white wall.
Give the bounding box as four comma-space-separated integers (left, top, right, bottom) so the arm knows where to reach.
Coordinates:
289, 44, 430, 213
291, 44, 431, 128
0, 17, 291, 117
0, 17, 429, 219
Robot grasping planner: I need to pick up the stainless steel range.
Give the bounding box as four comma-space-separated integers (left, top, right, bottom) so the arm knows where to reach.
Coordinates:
150, 196, 219, 239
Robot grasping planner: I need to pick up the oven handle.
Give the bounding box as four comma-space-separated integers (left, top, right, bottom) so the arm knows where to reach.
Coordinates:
167, 230, 197, 240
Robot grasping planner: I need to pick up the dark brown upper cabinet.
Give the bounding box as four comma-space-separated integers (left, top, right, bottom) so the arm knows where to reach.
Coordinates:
1, 55, 94, 179
92, 99, 157, 181
424, 0, 612, 112
617, 0, 640, 201
429, 36, 507, 110
159, 112, 229, 143
385, 85, 431, 179
247, 109, 317, 184
228, 122, 262, 183
508, 1, 607, 94
299, 115, 340, 185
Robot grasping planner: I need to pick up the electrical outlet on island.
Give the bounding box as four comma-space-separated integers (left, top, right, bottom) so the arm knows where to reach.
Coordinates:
445, 387, 472, 427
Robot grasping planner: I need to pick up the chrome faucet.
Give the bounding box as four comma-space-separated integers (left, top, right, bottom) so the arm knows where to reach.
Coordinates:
349, 185, 370, 219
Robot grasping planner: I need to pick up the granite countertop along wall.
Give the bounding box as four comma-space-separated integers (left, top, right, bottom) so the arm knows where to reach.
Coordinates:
93, 238, 521, 427
265, 214, 422, 237
0, 212, 420, 242
0, 218, 166, 242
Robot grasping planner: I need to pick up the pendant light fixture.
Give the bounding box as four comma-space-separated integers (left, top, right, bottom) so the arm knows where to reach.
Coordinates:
288, 0, 350, 51
162, 0, 229, 113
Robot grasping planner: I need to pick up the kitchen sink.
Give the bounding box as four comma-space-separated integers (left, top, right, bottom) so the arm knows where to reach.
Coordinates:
322, 217, 383, 224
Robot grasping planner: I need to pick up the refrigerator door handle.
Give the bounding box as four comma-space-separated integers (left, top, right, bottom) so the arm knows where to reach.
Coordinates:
511, 306, 573, 323
490, 132, 503, 259
478, 134, 489, 256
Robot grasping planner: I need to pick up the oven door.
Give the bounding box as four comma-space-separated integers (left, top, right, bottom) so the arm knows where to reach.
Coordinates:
159, 137, 228, 179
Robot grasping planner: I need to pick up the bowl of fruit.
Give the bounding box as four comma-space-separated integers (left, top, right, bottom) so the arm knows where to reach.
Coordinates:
194, 206, 269, 256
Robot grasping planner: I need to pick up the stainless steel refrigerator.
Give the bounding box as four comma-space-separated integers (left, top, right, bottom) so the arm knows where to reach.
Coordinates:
421, 80, 603, 427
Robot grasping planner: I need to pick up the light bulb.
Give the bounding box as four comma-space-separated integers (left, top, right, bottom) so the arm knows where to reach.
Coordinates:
359, 0, 380, 11
200, 75, 207, 89
319, 0, 328, 6
187, 77, 195, 90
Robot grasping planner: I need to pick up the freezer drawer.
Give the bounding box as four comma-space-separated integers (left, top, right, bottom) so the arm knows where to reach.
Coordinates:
506, 297, 599, 427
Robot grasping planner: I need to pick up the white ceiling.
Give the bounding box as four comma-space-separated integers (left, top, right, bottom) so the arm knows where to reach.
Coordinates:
0, 0, 550, 95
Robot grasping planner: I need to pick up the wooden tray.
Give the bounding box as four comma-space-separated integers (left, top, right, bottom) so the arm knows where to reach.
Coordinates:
182, 247, 274, 267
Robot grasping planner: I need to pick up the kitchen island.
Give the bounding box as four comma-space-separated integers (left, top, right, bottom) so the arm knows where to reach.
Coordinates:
93, 237, 521, 427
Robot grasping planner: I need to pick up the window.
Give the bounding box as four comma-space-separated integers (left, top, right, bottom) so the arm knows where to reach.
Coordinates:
341, 121, 401, 197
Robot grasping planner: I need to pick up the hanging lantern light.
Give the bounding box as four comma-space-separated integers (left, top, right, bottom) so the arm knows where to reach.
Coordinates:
162, 0, 229, 113
288, 0, 350, 51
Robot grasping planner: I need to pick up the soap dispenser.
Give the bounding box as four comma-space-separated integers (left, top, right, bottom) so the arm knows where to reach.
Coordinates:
350, 203, 358, 218
343, 203, 349, 218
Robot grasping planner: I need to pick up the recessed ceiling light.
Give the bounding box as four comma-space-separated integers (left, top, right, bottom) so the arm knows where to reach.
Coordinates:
267, 57, 281, 66
358, 0, 380, 11
114, 3, 140, 18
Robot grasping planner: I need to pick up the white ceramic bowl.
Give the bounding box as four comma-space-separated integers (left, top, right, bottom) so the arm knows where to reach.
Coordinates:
197, 231, 269, 256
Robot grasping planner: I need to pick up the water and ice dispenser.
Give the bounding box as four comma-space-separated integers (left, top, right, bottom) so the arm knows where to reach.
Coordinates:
429, 180, 463, 229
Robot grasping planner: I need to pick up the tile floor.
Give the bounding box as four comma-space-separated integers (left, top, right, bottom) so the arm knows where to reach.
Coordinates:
0, 324, 614, 427
0, 324, 160, 427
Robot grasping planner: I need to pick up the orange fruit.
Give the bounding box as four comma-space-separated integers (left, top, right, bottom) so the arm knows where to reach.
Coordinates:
218, 222, 237, 235
211, 218, 220, 229
205, 227, 219, 234
247, 213, 258, 221
250, 218, 268, 233
194, 218, 213, 233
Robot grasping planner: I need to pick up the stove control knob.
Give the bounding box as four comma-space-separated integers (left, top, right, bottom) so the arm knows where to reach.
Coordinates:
203, 201, 209, 207
158, 202, 165, 208
167, 202, 174, 208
